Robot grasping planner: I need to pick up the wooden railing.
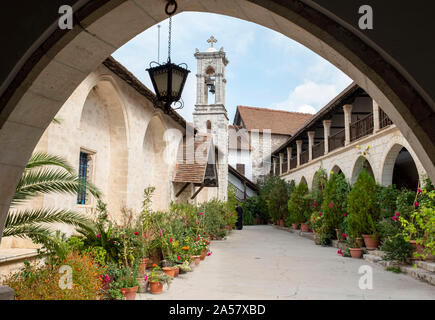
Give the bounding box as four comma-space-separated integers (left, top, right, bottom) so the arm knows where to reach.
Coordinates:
281, 159, 288, 174
312, 142, 324, 160
290, 157, 297, 170
328, 129, 345, 152
380, 108, 393, 129
300, 150, 309, 165
350, 113, 373, 142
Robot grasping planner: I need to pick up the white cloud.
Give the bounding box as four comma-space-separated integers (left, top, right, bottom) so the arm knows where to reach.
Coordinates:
275, 81, 341, 113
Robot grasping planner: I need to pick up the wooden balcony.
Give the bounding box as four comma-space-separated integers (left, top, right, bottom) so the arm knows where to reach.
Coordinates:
350, 113, 374, 142
290, 157, 297, 170
328, 129, 345, 152
300, 150, 309, 165
312, 142, 325, 160
380, 109, 393, 129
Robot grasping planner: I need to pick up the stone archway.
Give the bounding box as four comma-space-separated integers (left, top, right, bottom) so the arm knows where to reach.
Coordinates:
351, 156, 375, 184
300, 176, 308, 186
381, 144, 419, 190
0, 0, 435, 239
330, 165, 344, 177
79, 79, 129, 219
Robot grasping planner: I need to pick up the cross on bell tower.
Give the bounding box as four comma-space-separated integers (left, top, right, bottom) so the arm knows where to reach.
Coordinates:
193, 37, 229, 201
207, 35, 217, 48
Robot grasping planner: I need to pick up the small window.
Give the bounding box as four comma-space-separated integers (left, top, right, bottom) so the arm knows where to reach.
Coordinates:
206, 120, 212, 132
236, 163, 245, 175
77, 151, 93, 205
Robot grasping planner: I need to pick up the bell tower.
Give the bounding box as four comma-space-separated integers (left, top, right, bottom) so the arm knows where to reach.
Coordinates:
193, 36, 229, 201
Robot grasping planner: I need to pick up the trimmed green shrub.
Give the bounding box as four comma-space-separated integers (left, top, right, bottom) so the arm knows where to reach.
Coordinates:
346, 170, 379, 238
288, 183, 311, 225
375, 185, 400, 219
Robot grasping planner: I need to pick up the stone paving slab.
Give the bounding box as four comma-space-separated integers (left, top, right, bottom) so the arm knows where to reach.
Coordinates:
137, 225, 435, 300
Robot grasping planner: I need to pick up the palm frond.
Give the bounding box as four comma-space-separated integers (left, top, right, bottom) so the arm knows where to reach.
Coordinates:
26, 152, 74, 173
5, 208, 92, 232
12, 168, 101, 205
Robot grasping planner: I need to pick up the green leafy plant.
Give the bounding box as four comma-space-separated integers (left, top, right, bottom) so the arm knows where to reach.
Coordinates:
288, 182, 311, 225
149, 266, 172, 288
346, 170, 379, 238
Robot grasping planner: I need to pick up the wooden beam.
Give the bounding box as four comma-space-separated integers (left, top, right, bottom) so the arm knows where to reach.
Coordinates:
191, 185, 205, 200
175, 183, 190, 197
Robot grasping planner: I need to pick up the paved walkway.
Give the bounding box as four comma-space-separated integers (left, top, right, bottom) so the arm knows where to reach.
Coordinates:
137, 225, 435, 300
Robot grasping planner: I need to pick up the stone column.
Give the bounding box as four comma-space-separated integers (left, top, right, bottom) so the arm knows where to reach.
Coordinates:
273, 157, 277, 176
343, 104, 353, 146
296, 140, 303, 167
323, 119, 332, 154
279, 153, 284, 175
373, 100, 380, 133
286, 147, 292, 171
307, 131, 315, 161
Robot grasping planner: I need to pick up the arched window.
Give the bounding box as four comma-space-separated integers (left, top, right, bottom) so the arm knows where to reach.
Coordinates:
206, 120, 212, 132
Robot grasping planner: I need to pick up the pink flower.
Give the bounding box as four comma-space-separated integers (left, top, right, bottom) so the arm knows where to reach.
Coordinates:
329, 202, 334, 208
342, 233, 347, 238
319, 213, 322, 217
414, 202, 419, 207
195, 220, 199, 224
344, 213, 347, 217
200, 212, 204, 216
207, 252, 212, 256
395, 212, 400, 217
392, 216, 398, 221
144, 275, 148, 281
97, 234, 101, 238
170, 238, 173, 242
417, 188, 422, 193
177, 256, 181, 261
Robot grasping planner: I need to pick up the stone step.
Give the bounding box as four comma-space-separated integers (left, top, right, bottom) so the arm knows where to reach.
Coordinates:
367, 250, 385, 258
299, 232, 314, 241
363, 254, 396, 268
400, 265, 435, 286
415, 260, 435, 273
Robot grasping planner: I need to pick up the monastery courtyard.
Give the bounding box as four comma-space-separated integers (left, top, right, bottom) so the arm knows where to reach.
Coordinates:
140, 226, 435, 300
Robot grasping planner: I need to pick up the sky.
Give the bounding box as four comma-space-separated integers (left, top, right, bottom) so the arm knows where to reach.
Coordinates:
113, 12, 353, 123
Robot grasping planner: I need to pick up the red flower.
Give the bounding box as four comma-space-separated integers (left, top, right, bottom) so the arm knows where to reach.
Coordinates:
177, 256, 181, 260
417, 188, 422, 193
329, 202, 334, 208
342, 233, 347, 238
170, 238, 173, 242
414, 202, 419, 207
344, 213, 347, 217
395, 212, 400, 217
134, 232, 139, 235
392, 216, 398, 221
319, 213, 322, 217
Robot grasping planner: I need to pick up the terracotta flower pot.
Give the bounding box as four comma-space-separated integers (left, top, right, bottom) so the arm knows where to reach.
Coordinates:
162, 266, 176, 278
349, 248, 363, 259
137, 277, 148, 293
291, 223, 298, 230
139, 257, 149, 275
149, 281, 163, 294
174, 266, 179, 277
192, 255, 201, 266
279, 219, 285, 227
200, 250, 207, 260
300, 223, 309, 232
362, 234, 379, 250
225, 224, 231, 230
120, 286, 138, 300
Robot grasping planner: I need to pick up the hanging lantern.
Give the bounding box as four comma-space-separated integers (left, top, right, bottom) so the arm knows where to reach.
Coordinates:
147, 0, 190, 113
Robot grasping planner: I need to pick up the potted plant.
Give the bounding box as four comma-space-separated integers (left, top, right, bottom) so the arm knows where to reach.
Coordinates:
178, 260, 192, 274
347, 170, 379, 249
288, 183, 311, 232
107, 264, 139, 300
137, 274, 149, 293
400, 189, 435, 261
149, 266, 172, 294
348, 237, 363, 259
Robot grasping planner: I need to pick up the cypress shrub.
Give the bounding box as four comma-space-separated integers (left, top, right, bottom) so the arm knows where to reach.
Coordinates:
346, 170, 379, 238
288, 183, 311, 225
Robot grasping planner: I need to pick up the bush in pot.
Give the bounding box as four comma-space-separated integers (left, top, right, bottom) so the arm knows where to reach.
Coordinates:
149, 266, 172, 294
321, 171, 349, 241
106, 263, 139, 300
347, 170, 379, 249
288, 182, 311, 228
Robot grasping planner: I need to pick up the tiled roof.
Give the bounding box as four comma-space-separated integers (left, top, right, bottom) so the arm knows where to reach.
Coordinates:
236, 106, 313, 136
228, 125, 251, 150
173, 133, 213, 184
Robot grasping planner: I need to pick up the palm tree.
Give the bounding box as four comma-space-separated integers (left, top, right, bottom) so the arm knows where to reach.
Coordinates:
3, 152, 101, 248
